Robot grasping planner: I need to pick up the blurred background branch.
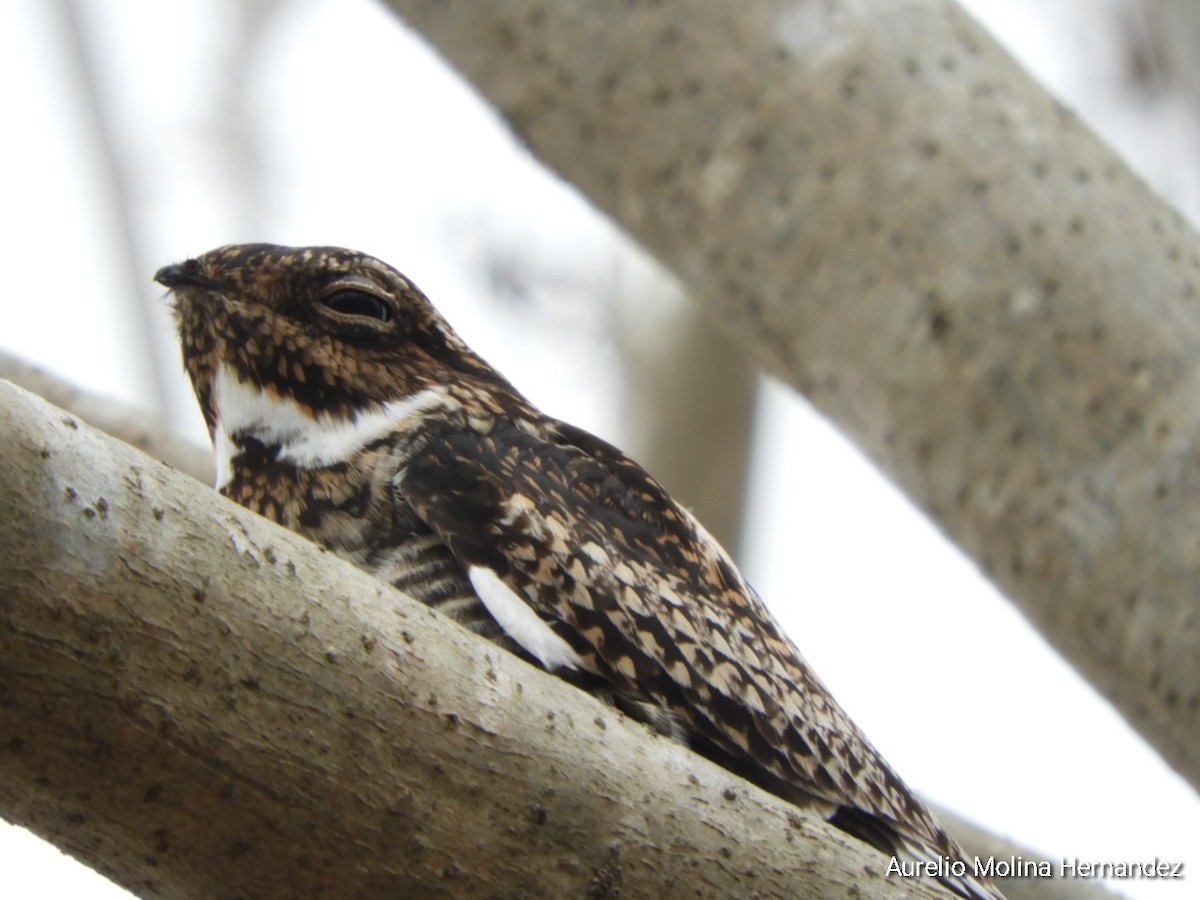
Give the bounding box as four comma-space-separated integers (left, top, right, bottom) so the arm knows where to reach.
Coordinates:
49, 0, 174, 413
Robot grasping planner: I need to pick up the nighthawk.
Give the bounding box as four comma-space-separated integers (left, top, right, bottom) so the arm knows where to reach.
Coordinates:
157, 244, 1002, 899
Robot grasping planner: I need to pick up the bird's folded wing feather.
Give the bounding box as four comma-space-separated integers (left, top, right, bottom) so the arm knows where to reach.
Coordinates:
396, 416, 952, 858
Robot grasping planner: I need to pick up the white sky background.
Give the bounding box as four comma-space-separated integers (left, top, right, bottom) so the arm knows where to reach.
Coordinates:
1, 1, 1198, 897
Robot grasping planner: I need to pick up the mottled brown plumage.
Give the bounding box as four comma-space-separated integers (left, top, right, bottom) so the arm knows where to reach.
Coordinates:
158, 244, 1002, 899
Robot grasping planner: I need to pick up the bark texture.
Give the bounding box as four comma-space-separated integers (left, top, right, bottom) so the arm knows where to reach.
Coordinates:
0, 380, 948, 898
384, 0, 1200, 790
0, 349, 212, 486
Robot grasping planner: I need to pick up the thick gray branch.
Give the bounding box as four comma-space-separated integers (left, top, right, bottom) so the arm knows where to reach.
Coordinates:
0, 380, 950, 898
0, 349, 211, 485
384, 0, 1200, 790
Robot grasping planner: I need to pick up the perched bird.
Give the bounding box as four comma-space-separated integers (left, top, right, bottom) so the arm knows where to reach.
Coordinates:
157, 244, 1001, 899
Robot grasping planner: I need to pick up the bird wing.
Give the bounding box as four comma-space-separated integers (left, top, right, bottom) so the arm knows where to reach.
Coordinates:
397, 414, 954, 859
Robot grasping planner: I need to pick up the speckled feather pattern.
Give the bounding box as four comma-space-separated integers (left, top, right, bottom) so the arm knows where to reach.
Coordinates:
159, 244, 1002, 900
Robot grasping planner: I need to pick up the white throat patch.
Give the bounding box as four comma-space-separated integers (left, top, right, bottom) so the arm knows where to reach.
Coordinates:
212, 364, 449, 489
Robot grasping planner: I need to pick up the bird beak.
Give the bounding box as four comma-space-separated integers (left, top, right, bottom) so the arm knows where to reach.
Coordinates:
154, 262, 219, 290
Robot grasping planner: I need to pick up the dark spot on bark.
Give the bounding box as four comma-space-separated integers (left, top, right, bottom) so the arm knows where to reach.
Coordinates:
955, 484, 970, 508
929, 309, 951, 341
588, 863, 622, 899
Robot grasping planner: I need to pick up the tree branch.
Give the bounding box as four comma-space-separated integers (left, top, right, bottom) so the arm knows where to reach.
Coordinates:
383, 0, 1200, 791
0, 379, 956, 898
0, 349, 211, 485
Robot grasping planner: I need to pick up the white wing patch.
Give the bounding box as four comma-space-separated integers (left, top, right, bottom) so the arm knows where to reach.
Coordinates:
212, 426, 236, 490
213, 364, 450, 487
468, 565, 583, 672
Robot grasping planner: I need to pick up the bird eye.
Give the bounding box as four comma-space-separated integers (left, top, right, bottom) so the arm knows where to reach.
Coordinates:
321, 289, 391, 323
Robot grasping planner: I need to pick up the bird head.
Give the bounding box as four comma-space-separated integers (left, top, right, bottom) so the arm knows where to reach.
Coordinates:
156, 244, 512, 439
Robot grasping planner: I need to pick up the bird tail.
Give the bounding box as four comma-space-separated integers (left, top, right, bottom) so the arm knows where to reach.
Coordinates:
894, 831, 1006, 900
829, 806, 1006, 899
